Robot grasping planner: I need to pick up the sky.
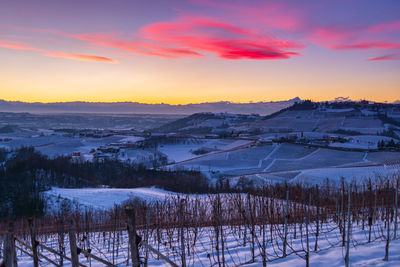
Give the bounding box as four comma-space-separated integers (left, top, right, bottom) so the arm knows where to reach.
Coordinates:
0, 0, 399, 104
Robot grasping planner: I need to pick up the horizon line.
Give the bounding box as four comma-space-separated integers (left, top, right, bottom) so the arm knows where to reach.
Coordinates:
1, 97, 397, 105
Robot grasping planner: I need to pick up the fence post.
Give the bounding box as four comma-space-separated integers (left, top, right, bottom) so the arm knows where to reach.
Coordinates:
341, 178, 346, 247
345, 184, 352, 267
126, 206, 140, 267
56, 213, 65, 266
4, 222, 17, 267
305, 192, 310, 267
283, 185, 289, 257
314, 184, 320, 251
68, 219, 79, 267
261, 193, 267, 267
144, 206, 150, 267
28, 218, 39, 267
394, 178, 398, 240
368, 179, 373, 243
179, 199, 186, 267
383, 180, 391, 261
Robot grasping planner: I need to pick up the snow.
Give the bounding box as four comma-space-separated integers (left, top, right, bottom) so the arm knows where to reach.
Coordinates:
265, 238, 400, 267
323, 108, 354, 113
159, 139, 252, 163
45, 187, 180, 210
228, 163, 400, 187
361, 109, 377, 116
119, 136, 144, 143
12, 221, 400, 267
291, 164, 400, 185
168, 145, 276, 176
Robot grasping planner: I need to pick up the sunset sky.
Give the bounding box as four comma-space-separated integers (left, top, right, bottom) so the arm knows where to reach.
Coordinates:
1, 0, 399, 104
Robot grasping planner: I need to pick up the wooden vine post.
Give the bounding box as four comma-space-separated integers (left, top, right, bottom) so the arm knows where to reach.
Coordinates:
68, 219, 79, 267
126, 206, 140, 267
28, 218, 39, 267
4, 222, 17, 267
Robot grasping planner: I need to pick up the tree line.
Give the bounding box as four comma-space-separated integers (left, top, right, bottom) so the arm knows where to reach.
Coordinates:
0, 147, 210, 221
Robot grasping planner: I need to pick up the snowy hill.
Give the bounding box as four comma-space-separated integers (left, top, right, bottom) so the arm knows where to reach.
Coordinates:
153, 112, 262, 134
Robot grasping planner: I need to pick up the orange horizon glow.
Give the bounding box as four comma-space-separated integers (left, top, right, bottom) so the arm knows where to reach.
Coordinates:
1, 91, 398, 105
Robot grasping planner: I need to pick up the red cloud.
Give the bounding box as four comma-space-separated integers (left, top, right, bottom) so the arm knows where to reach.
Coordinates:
140, 17, 304, 59
45, 52, 117, 63
0, 39, 41, 51
66, 17, 304, 60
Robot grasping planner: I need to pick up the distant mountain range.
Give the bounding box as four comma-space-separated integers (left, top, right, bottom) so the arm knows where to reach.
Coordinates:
0, 98, 301, 115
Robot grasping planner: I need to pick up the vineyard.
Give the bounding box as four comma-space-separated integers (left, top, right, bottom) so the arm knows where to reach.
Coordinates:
1, 177, 400, 266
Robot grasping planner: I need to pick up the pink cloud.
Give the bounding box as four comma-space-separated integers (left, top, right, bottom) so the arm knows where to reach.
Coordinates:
2, 2, 399, 63
303, 26, 356, 50
188, 1, 399, 62
0, 37, 116, 63
369, 20, 400, 32
44, 16, 303, 60
0, 39, 41, 51
307, 26, 353, 44
367, 54, 400, 62
73, 33, 202, 58
140, 16, 304, 59
45, 52, 117, 63
189, 0, 304, 31
304, 24, 400, 62
335, 42, 400, 50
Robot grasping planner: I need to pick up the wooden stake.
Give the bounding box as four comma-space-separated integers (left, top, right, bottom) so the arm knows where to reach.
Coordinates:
126, 206, 140, 267
4, 222, 17, 267
345, 184, 352, 267
68, 219, 79, 267
28, 218, 39, 267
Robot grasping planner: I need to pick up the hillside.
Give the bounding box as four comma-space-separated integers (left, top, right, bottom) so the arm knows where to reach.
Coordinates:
154, 100, 400, 137
244, 101, 400, 135
152, 112, 262, 134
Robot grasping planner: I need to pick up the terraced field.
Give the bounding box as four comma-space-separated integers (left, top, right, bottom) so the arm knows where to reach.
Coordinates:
171, 143, 379, 178
267, 149, 365, 172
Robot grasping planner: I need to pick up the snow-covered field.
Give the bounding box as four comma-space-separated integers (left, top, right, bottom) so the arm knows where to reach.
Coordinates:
168, 144, 276, 175
45, 187, 179, 210
168, 142, 400, 179
291, 164, 400, 184
229, 164, 400, 187
158, 139, 252, 163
